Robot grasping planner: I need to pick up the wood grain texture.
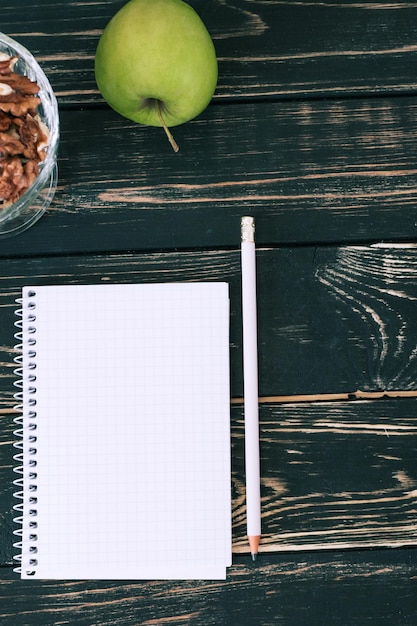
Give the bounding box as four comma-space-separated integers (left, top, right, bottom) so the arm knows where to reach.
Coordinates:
4, 394, 416, 562
233, 399, 417, 554
1, 249, 417, 564
315, 245, 417, 392
4, 1, 417, 103
2, 97, 417, 256
2, 246, 417, 398
2, 0, 417, 619
0, 549, 416, 625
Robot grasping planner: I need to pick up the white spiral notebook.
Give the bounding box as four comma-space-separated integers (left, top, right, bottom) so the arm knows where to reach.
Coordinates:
13, 283, 231, 580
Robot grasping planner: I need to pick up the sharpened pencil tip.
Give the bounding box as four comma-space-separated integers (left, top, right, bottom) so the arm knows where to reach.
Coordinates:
248, 535, 261, 560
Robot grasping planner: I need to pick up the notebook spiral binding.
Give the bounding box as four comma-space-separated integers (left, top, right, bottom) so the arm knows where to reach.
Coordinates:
13, 290, 38, 577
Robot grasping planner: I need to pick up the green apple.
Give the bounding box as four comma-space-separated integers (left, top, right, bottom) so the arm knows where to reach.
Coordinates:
95, 0, 218, 151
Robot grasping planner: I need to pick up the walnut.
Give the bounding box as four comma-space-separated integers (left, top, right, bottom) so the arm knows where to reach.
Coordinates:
0, 131, 25, 157
23, 158, 39, 184
14, 113, 49, 160
0, 111, 12, 131
0, 72, 40, 94
0, 156, 24, 203
0, 156, 39, 205
0, 70, 41, 116
0, 94, 40, 117
0, 52, 50, 208
0, 54, 17, 75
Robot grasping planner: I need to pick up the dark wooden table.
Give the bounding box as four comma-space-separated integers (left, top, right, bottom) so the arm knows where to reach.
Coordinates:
1, 1, 417, 623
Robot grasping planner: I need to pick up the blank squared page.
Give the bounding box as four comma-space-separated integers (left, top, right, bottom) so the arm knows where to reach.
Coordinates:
18, 283, 231, 580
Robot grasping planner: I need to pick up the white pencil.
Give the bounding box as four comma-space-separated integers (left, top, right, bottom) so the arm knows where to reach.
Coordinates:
240, 216, 261, 560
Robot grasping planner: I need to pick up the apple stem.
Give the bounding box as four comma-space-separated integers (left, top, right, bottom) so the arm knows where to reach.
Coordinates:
157, 101, 179, 153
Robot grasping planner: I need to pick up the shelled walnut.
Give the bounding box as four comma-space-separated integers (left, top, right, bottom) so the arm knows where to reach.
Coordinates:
0, 52, 50, 207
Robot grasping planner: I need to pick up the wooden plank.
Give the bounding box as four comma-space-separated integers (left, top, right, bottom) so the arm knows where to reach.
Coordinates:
0, 549, 416, 625
2, 245, 417, 398
4, 1, 417, 103
233, 398, 417, 554
2, 396, 417, 563
2, 97, 417, 255
1, 249, 417, 562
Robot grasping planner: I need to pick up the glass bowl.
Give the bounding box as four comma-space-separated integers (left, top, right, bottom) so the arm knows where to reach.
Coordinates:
0, 33, 59, 238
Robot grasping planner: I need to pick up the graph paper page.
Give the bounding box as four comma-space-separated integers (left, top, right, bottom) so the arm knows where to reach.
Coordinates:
18, 283, 231, 579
